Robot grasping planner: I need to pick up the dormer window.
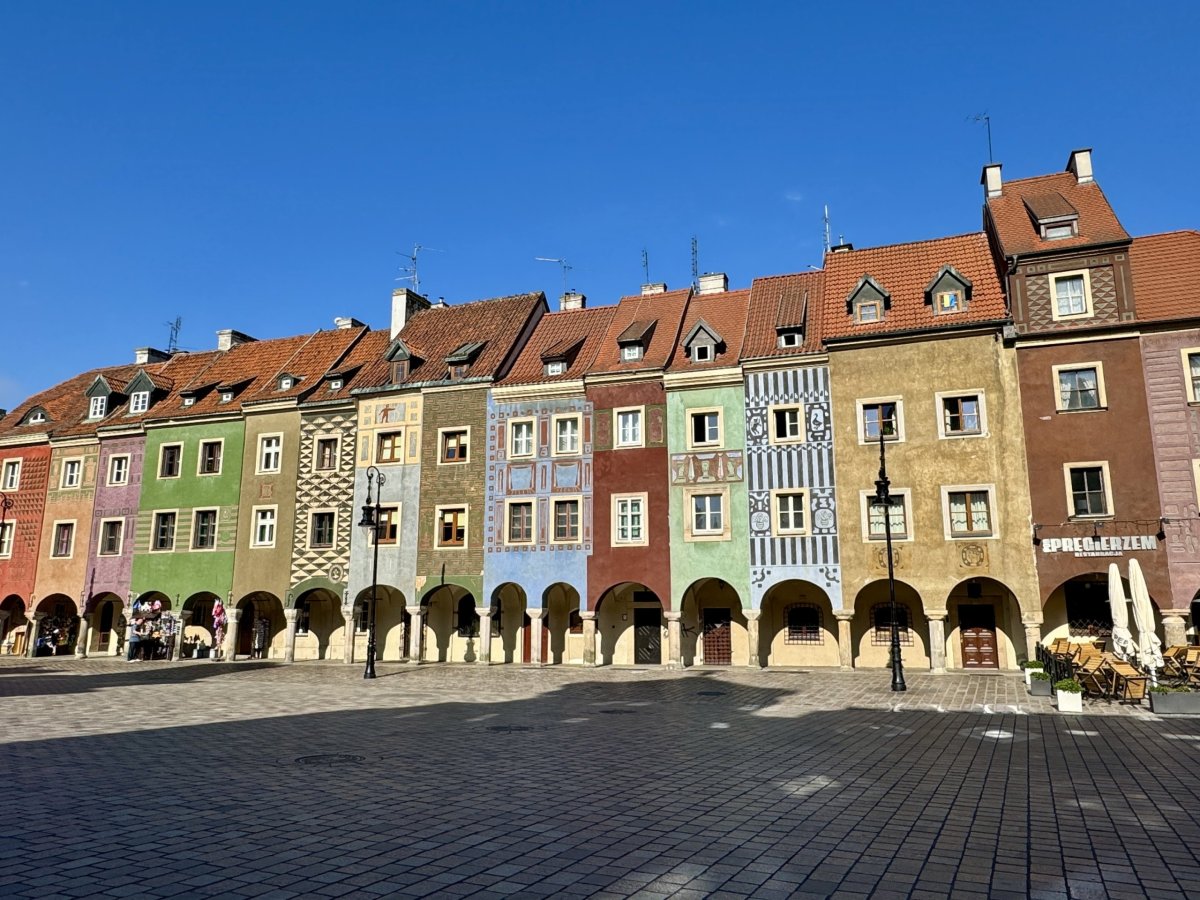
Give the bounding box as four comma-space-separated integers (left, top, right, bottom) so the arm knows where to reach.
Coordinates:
621, 345, 643, 362
220, 391, 233, 404
279, 376, 294, 391
391, 361, 408, 383
935, 290, 962, 313
925, 266, 973, 317
445, 341, 486, 381
693, 345, 712, 362
329, 378, 343, 390
1044, 222, 1077, 240
130, 391, 150, 414
856, 300, 882, 323
1024, 192, 1080, 241
777, 329, 802, 349
182, 396, 195, 407
26, 410, 47, 425
89, 396, 107, 419
617, 320, 655, 365
846, 275, 890, 326
545, 361, 567, 376
682, 319, 723, 365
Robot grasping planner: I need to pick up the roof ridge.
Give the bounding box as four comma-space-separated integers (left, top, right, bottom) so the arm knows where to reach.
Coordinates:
825, 231, 986, 257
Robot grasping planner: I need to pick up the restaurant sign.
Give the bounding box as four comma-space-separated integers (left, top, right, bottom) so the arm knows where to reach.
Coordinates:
1039, 535, 1159, 558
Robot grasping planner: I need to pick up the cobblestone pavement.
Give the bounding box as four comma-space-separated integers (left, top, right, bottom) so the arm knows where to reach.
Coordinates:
1, 659, 1198, 899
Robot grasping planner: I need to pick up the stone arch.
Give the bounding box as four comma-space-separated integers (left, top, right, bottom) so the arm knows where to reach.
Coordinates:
33, 593, 80, 656
420, 583, 478, 663
232, 591, 285, 660
758, 580, 839, 668
594, 582, 665, 666
679, 578, 745, 667
945, 577, 1026, 670
85, 591, 125, 656
292, 587, 343, 661
352, 584, 408, 662
542, 582, 581, 665
488, 582, 528, 664
0, 594, 28, 656
1042, 571, 1163, 647
850, 580, 930, 670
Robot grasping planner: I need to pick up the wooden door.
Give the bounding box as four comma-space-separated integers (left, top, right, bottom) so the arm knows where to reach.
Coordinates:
522, 613, 532, 663
959, 605, 998, 669
702, 608, 732, 666
541, 616, 550, 664
634, 608, 661, 664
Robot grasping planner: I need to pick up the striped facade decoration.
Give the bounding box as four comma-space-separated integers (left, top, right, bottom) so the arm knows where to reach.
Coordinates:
745, 366, 842, 610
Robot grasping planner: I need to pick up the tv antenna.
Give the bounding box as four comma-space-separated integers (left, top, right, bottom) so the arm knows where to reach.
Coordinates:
969, 112, 994, 162
396, 243, 443, 296
823, 205, 831, 255
535, 257, 573, 296
165, 316, 182, 353
690, 236, 699, 289
641, 248, 650, 285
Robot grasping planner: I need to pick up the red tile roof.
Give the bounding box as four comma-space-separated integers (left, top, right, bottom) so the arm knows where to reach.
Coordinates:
820, 232, 1007, 341
244, 326, 367, 405
743, 271, 824, 359
499, 305, 617, 386
665, 289, 750, 371
315, 329, 393, 403
1130, 230, 1200, 323
587, 289, 691, 375
986, 171, 1129, 256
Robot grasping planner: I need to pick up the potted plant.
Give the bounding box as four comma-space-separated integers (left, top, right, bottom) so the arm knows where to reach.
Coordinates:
1029, 671, 1053, 696
1149, 685, 1200, 715
1021, 659, 1044, 687
1055, 678, 1083, 713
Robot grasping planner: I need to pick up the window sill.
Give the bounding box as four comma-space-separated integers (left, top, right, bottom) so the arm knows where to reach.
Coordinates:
1055, 406, 1108, 415
947, 534, 996, 541
940, 432, 985, 440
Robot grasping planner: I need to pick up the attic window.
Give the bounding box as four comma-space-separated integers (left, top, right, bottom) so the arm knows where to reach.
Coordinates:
621, 345, 643, 362
279, 376, 294, 391
935, 290, 963, 314
856, 300, 882, 324
219, 391, 234, 404
24, 410, 47, 425
545, 361, 566, 376
778, 329, 802, 349
182, 396, 195, 407
1024, 193, 1080, 241
1044, 222, 1077, 240
329, 378, 343, 390
391, 361, 408, 383
693, 345, 713, 363
130, 391, 150, 414
89, 396, 107, 419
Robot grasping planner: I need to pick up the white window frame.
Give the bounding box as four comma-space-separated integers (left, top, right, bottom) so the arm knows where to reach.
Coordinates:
257, 434, 283, 474
1063, 460, 1114, 520
107, 454, 130, 486
935, 390, 987, 439
614, 406, 645, 449
768, 404, 806, 445
778, 330, 802, 349
683, 486, 730, 542
196, 439, 224, 477
940, 484, 998, 540
0, 520, 16, 558
859, 489, 913, 543
550, 495, 583, 545
551, 414, 582, 457
621, 344, 643, 362
158, 443, 183, 479
191, 508, 220, 551
89, 396, 107, 420
1052, 362, 1107, 412
97, 517, 125, 557
1181, 348, 1200, 404
856, 397, 905, 444
251, 505, 278, 548
60, 458, 83, 490
611, 492, 648, 547
312, 433, 342, 472
50, 519, 76, 559
437, 426, 471, 466
692, 343, 713, 363
1, 459, 20, 492
1048, 269, 1094, 321
770, 489, 810, 537
130, 391, 150, 414
434, 504, 469, 550
507, 417, 536, 459
686, 407, 723, 450
544, 361, 567, 376
503, 498, 536, 546
306, 508, 338, 551
150, 509, 179, 553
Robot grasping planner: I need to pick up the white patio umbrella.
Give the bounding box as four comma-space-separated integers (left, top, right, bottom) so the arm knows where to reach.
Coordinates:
1128, 558, 1164, 680
1107, 563, 1136, 661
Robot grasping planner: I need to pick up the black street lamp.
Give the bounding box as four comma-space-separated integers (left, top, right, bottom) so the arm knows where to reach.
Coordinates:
870, 431, 906, 692
357, 466, 386, 680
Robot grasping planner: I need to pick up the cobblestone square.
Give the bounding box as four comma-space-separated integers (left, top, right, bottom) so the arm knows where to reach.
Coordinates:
2, 660, 1198, 899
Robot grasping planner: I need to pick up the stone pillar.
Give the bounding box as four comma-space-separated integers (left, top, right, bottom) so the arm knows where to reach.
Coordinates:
927, 613, 947, 674
284, 608, 299, 663
75, 610, 91, 659
529, 608, 546, 666
581, 611, 597, 666
1162, 613, 1189, 649
744, 609, 762, 668
406, 606, 424, 663
835, 611, 854, 670
476, 607, 493, 664
342, 608, 355, 664
27, 613, 45, 659
170, 611, 192, 662
665, 611, 682, 668
1022, 616, 1043, 660
225, 608, 241, 661
0, 611, 9, 654
123, 613, 136, 660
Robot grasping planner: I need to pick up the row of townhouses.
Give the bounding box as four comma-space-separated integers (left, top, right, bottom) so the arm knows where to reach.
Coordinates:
2, 149, 1199, 672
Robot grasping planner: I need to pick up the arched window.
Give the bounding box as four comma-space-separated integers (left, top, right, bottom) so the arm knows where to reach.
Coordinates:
785, 604, 822, 644
456, 597, 479, 638
872, 603, 912, 645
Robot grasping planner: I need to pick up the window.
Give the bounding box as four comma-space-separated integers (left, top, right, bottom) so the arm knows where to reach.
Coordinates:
691, 493, 723, 535
778, 329, 802, 349
947, 490, 993, 537
296, 599, 310, 634
1, 460, 20, 491
26, 410, 46, 424
1049, 270, 1093, 321
773, 491, 808, 535
508, 419, 535, 458
770, 405, 805, 444
621, 344, 643, 362
258, 435, 282, 473
615, 408, 643, 448
1066, 463, 1111, 518
436, 506, 467, 548
375, 507, 399, 545
1044, 223, 1076, 240
98, 520, 123, 556
1065, 580, 1114, 639
856, 300, 881, 323
612, 494, 647, 546
872, 603, 912, 645
89, 396, 107, 419
692, 344, 713, 362
544, 361, 567, 376
61, 459, 82, 489
934, 290, 962, 313
152, 512, 176, 551
315, 437, 338, 471
860, 401, 900, 442
192, 510, 218, 549
786, 604, 823, 645
1184, 350, 1200, 403
0, 521, 13, 558
355, 599, 369, 633
1055, 364, 1105, 411
51, 522, 74, 557
553, 498, 580, 542
252, 507, 277, 547
130, 391, 150, 414
864, 491, 910, 541
182, 396, 195, 407
108, 455, 129, 486
941, 394, 982, 436
553, 415, 581, 455
377, 431, 403, 464
198, 441, 222, 475
219, 390, 234, 403
506, 501, 534, 544
329, 378, 343, 390
688, 409, 721, 448
456, 597, 479, 638
440, 428, 469, 464
159, 444, 182, 478
309, 511, 335, 549
280, 376, 294, 391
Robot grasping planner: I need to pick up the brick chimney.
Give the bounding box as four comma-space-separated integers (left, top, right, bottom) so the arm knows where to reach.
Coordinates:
697, 273, 728, 295
981, 162, 1003, 198
134, 347, 172, 365
391, 288, 431, 338
560, 292, 586, 311
1067, 148, 1094, 184
216, 329, 256, 351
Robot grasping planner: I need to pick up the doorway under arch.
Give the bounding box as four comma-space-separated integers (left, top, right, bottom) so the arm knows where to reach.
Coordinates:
543, 583, 582, 664
680, 578, 745, 667
352, 584, 409, 662
850, 580, 930, 670
758, 580, 839, 667
34, 593, 79, 656
0, 594, 28, 656
945, 577, 1025, 670
292, 587, 343, 661
595, 582, 665, 666
421, 584, 478, 663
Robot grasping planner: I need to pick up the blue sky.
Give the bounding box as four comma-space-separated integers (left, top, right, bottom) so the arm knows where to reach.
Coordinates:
2, 1, 1197, 409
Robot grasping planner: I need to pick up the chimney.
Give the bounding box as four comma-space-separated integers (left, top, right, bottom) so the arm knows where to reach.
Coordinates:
334, 317, 365, 330
641, 282, 668, 296
216, 329, 256, 351
981, 162, 1003, 198
560, 291, 586, 311
391, 288, 431, 338
697, 273, 728, 295
1066, 148, 1094, 184
830, 243, 854, 254
134, 347, 172, 365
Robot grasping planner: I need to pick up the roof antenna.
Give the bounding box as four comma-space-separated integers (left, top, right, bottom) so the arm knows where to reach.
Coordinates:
823, 205, 832, 255
969, 112, 994, 163
641, 248, 650, 285
690, 236, 699, 289
396, 244, 443, 296
535, 257, 573, 296
165, 316, 182, 353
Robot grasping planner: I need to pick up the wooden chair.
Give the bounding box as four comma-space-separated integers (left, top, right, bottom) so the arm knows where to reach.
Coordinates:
1162, 646, 1189, 682
1049, 638, 1071, 655
1109, 659, 1150, 703
1183, 648, 1200, 689
1076, 655, 1110, 698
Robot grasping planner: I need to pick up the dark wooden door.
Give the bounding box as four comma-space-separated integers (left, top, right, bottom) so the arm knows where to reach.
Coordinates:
522, 613, 532, 663
634, 608, 661, 664
702, 608, 732, 665
959, 605, 998, 669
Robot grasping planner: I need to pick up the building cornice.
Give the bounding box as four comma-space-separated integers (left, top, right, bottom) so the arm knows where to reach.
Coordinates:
144, 412, 243, 428
663, 366, 744, 391
242, 399, 299, 413
352, 375, 492, 397
741, 353, 830, 371
0, 432, 49, 448
1013, 329, 1141, 349
48, 436, 100, 449
491, 379, 586, 402
825, 320, 1007, 351
584, 370, 663, 387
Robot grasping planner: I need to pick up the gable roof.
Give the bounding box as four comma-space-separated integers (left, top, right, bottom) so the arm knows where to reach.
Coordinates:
1129, 230, 1200, 323
821, 232, 1007, 341
986, 171, 1129, 257
666, 289, 750, 371
742, 271, 824, 360
313, 329, 392, 404
243, 326, 366, 406
588, 288, 691, 375
499, 305, 617, 386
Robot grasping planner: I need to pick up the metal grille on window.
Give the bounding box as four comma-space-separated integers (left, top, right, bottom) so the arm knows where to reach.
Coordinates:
872, 603, 913, 646
785, 604, 822, 645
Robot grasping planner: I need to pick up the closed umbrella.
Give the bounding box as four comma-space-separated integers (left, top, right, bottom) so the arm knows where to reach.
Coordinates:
1107, 563, 1136, 661
1128, 558, 1163, 679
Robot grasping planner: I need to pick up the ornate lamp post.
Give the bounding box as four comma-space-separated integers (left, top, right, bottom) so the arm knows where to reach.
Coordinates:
357, 466, 385, 680
870, 431, 906, 692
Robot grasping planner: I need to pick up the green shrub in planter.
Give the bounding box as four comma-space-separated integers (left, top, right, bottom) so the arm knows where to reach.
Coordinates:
1029, 671, 1053, 696
1054, 678, 1083, 693
1021, 660, 1044, 670
1149, 685, 1200, 714
1150, 685, 1192, 693
1030, 671, 1051, 681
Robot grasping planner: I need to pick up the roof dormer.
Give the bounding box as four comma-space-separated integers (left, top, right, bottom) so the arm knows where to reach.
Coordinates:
845, 275, 891, 324
445, 341, 486, 379
924, 265, 973, 315
124, 369, 165, 416
617, 319, 656, 363
385, 337, 422, 383
216, 378, 250, 404
21, 406, 48, 426
277, 372, 299, 392
85, 375, 125, 420
540, 336, 585, 377
1023, 192, 1080, 240
682, 319, 725, 364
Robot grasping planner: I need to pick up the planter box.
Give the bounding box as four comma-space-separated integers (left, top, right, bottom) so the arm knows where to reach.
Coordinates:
1023, 668, 1043, 687
1030, 679, 1053, 697
1056, 691, 1083, 713
1149, 692, 1200, 715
